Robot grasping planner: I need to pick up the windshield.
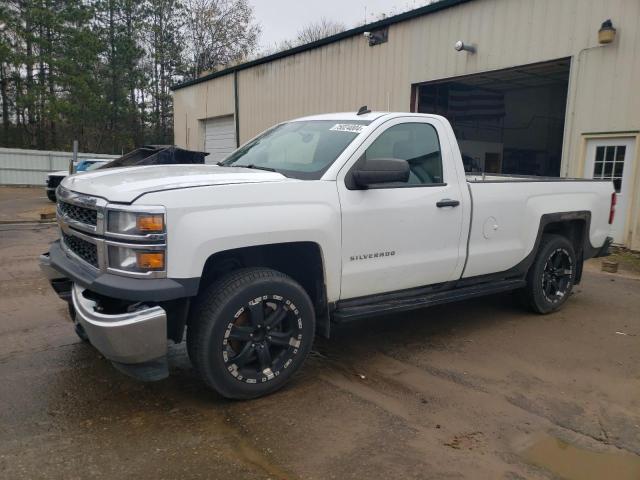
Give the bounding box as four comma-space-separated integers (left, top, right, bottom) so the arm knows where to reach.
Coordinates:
220, 120, 370, 179
85, 161, 106, 171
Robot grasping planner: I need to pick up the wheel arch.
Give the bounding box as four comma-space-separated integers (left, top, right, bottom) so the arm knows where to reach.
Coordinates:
526, 211, 591, 283
196, 241, 330, 336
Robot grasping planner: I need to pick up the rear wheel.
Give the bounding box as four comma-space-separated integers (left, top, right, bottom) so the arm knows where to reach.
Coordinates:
187, 268, 315, 399
521, 234, 576, 314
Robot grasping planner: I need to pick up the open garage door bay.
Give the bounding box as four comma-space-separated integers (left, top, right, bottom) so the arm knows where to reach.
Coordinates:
414, 59, 570, 178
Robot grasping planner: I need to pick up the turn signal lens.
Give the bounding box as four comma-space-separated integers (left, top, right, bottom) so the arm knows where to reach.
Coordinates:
136, 252, 165, 270
108, 209, 165, 236
136, 214, 164, 232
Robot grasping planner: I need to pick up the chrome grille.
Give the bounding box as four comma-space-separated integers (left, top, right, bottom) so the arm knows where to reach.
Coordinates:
59, 201, 97, 226
55, 186, 166, 278
62, 232, 98, 268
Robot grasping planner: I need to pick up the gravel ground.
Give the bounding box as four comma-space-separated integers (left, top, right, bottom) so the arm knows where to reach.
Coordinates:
0, 186, 56, 223
0, 188, 638, 479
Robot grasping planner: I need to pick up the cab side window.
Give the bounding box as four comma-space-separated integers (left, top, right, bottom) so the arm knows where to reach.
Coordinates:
364, 122, 443, 185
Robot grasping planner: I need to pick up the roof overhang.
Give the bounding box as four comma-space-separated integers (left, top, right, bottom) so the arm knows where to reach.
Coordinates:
171, 0, 474, 91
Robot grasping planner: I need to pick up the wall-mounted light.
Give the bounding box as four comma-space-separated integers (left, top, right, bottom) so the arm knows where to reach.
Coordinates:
598, 19, 616, 44
364, 28, 388, 47
454, 40, 476, 54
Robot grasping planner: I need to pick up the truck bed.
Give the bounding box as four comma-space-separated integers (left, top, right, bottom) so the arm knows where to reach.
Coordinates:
466, 173, 608, 183
462, 176, 613, 278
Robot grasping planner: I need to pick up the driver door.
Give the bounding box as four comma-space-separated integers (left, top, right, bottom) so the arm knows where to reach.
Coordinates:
336, 117, 467, 300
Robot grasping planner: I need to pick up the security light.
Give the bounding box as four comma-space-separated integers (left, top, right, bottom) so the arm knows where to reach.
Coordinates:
454, 40, 476, 53
598, 19, 616, 44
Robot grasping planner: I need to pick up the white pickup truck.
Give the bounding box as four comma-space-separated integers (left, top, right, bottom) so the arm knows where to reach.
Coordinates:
40, 111, 614, 399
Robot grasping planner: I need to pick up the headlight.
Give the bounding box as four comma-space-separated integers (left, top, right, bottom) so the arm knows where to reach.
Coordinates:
107, 210, 165, 236
105, 207, 166, 276
108, 245, 165, 273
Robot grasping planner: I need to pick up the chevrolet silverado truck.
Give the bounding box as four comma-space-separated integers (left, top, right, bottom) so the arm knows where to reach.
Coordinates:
39, 111, 614, 399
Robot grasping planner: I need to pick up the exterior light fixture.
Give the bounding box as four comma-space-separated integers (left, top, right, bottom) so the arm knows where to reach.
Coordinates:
364, 28, 388, 46
598, 19, 616, 44
454, 40, 476, 53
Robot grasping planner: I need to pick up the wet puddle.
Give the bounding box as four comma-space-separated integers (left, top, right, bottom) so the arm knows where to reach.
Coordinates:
523, 435, 640, 480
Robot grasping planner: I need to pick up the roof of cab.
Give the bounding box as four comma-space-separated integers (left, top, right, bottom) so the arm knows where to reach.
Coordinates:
291, 111, 390, 122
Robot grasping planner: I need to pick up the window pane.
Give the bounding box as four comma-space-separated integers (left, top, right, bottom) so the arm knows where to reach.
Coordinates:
604, 161, 614, 176
595, 146, 605, 162
593, 162, 603, 176
613, 178, 622, 193
605, 146, 615, 163
365, 123, 443, 185
614, 162, 624, 176
615, 145, 626, 162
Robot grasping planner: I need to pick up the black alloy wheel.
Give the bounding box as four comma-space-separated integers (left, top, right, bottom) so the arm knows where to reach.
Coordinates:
541, 247, 574, 304
223, 295, 304, 384
521, 234, 577, 314
187, 267, 315, 399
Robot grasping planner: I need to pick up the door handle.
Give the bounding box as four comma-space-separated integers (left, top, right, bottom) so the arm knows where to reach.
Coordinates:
436, 199, 460, 208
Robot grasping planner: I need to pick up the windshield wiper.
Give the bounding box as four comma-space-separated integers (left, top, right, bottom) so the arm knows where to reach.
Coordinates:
233, 164, 277, 172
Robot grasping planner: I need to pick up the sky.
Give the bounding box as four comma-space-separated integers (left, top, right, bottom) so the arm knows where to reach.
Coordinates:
249, 0, 433, 50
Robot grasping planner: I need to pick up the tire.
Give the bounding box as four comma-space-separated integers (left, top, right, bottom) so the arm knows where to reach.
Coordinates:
521, 234, 577, 314
47, 190, 57, 203
68, 303, 90, 342
187, 268, 315, 399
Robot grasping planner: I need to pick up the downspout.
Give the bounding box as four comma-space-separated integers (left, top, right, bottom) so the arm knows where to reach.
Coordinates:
234, 70, 240, 148
563, 44, 605, 177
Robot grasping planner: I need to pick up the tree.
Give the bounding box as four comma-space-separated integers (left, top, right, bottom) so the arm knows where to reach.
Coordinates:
182, 0, 260, 78
0, 0, 260, 153
144, 0, 184, 144
257, 17, 346, 57
295, 18, 345, 44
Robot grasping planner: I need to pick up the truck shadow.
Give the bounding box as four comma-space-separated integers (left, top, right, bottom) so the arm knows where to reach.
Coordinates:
322, 290, 529, 353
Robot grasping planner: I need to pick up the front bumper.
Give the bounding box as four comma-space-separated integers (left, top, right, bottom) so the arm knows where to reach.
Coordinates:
40, 251, 171, 381
71, 283, 168, 365
47, 240, 198, 302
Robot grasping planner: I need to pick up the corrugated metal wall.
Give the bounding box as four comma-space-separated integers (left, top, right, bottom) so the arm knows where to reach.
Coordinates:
172, 0, 640, 248
174, 0, 640, 154
0, 148, 118, 186
173, 74, 235, 152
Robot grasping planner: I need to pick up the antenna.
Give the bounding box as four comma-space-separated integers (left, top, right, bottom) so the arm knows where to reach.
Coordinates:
357, 105, 371, 115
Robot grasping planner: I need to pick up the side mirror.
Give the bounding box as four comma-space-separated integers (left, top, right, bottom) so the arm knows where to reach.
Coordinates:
352, 158, 410, 188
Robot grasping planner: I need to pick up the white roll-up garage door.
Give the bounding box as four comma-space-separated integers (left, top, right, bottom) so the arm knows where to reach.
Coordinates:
203, 115, 236, 164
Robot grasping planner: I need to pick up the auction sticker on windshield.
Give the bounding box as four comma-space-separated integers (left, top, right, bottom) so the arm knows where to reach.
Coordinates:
330, 124, 366, 133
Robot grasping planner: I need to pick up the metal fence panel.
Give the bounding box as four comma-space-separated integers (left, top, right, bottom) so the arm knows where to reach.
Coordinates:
0, 148, 119, 186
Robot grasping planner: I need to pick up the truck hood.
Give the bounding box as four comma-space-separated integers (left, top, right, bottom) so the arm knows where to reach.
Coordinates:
61, 164, 289, 203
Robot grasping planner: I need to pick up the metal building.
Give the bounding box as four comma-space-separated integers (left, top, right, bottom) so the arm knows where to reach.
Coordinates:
171, 0, 640, 250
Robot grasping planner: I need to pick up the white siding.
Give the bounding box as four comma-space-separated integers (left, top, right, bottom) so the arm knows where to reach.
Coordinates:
203, 116, 236, 164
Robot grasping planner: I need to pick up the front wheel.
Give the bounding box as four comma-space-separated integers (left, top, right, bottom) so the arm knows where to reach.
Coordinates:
187, 268, 315, 399
521, 234, 577, 314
